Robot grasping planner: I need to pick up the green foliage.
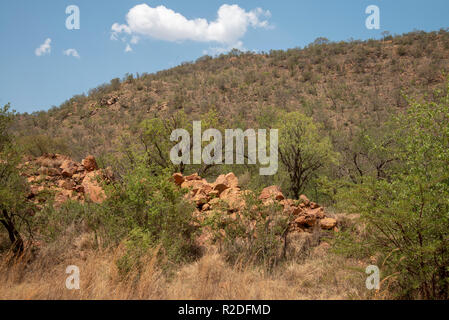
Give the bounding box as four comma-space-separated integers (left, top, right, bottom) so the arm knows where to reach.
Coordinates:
0, 104, 32, 253
97, 162, 200, 270
17, 134, 70, 157
336, 83, 449, 299
139, 108, 225, 176
140, 112, 190, 171
277, 111, 338, 199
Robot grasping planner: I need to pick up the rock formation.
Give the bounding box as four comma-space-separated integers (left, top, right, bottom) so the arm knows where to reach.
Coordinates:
21, 154, 108, 208
172, 172, 338, 233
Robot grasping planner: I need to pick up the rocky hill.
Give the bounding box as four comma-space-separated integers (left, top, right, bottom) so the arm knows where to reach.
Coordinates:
12, 30, 449, 162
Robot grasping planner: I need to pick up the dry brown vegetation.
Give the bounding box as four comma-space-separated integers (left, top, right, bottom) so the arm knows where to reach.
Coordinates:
0, 239, 372, 300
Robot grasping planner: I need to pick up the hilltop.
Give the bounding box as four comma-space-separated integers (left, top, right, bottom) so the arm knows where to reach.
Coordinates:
13, 30, 449, 163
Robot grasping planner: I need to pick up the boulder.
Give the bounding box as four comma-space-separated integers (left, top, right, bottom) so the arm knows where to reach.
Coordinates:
305, 207, 325, 219
81, 171, 106, 204
57, 179, 75, 190
181, 180, 205, 194
42, 167, 61, 176
81, 155, 98, 172
212, 173, 240, 194
299, 194, 310, 205
185, 173, 201, 181
310, 202, 319, 209
192, 184, 213, 206
320, 218, 337, 230
172, 173, 185, 186
72, 172, 86, 183
54, 189, 73, 207
259, 186, 285, 203
294, 214, 317, 228
60, 159, 78, 178
220, 187, 245, 212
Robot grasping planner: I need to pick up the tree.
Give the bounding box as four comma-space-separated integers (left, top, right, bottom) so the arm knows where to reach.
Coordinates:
139, 109, 224, 175
337, 83, 449, 299
0, 104, 32, 254
341, 123, 398, 183
277, 111, 338, 199
140, 111, 190, 173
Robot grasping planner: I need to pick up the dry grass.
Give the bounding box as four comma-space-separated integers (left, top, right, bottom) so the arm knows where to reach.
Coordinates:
0, 239, 372, 300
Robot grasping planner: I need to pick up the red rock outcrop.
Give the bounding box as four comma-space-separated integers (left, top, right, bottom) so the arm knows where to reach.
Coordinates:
172, 172, 338, 233
21, 154, 109, 208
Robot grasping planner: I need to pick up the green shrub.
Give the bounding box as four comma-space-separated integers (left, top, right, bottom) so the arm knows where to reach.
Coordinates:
98, 163, 200, 269
335, 83, 449, 299
0, 104, 33, 254
17, 134, 70, 157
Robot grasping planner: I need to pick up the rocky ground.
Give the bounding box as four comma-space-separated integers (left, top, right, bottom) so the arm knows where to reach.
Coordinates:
20, 154, 111, 209
19, 154, 337, 239
173, 172, 338, 234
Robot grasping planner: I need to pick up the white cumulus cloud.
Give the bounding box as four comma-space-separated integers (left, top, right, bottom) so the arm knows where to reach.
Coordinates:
63, 49, 80, 58
111, 4, 271, 50
35, 38, 52, 56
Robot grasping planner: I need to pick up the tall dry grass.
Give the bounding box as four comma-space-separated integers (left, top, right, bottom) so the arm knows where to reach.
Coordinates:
0, 239, 372, 300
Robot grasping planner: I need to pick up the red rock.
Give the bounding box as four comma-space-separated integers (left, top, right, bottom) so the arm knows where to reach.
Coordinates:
60, 159, 78, 177
220, 187, 246, 212
82, 155, 98, 172
294, 214, 317, 228
81, 171, 106, 204
299, 194, 310, 205
259, 186, 285, 203
185, 173, 201, 181
310, 202, 319, 209
212, 173, 240, 194
306, 207, 325, 219
320, 218, 337, 230
172, 173, 185, 186
57, 179, 75, 190
181, 180, 205, 194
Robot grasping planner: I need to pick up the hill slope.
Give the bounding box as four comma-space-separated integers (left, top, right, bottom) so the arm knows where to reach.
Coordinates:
13, 30, 449, 162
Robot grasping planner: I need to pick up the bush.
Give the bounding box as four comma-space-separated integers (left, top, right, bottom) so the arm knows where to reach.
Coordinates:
0, 104, 33, 254
98, 163, 200, 271
206, 192, 292, 271
335, 83, 449, 299
17, 134, 70, 157
277, 111, 339, 199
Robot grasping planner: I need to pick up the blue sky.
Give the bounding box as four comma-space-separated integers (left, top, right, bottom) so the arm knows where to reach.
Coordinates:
0, 0, 448, 113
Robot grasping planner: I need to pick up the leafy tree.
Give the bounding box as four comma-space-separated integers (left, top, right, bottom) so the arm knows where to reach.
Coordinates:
97, 162, 199, 271
341, 123, 398, 183
337, 83, 449, 299
0, 104, 32, 254
277, 111, 338, 199
139, 109, 224, 175
140, 111, 190, 172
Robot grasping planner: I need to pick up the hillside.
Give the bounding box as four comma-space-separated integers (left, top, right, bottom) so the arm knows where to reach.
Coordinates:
13, 30, 449, 163
2, 29, 449, 300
